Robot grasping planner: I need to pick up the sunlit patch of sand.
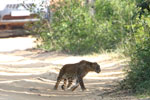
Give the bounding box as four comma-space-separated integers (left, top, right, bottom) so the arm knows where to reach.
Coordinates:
0, 36, 36, 52
0, 54, 24, 62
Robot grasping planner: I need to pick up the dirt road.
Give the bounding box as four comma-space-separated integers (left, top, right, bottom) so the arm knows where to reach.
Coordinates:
0, 37, 138, 100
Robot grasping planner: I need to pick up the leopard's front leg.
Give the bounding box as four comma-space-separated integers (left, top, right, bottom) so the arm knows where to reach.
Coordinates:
54, 78, 62, 90
76, 70, 87, 91
78, 76, 86, 91
54, 71, 64, 90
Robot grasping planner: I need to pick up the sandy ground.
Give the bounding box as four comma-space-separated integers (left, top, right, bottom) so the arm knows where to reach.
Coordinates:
0, 36, 139, 100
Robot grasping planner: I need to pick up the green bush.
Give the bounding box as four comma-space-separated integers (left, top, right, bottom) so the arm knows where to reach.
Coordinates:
123, 39, 150, 94
95, 0, 136, 51
29, 0, 101, 54
121, 11, 150, 94
27, 0, 136, 54
49, 0, 100, 54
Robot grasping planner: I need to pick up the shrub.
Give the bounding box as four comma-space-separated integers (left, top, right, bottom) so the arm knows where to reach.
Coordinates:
26, 0, 137, 54
121, 11, 150, 94
95, 0, 136, 51
50, 0, 101, 54
27, 0, 102, 54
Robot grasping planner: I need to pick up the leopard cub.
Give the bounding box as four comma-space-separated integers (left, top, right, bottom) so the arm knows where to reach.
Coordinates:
53, 60, 101, 91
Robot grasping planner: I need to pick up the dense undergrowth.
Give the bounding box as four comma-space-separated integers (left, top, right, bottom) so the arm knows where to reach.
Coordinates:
121, 11, 150, 94
26, 0, 150, 96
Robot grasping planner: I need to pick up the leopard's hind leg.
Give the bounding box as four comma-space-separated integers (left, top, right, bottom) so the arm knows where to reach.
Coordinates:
67, 77, 73, 89
70, 79, 79, 91
54, 70, 64, 90
61, 79, 67, 90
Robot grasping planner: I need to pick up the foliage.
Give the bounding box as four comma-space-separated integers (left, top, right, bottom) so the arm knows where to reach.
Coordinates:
121, 11, 150, 94
94, 0, 137, 51
49, 0, 99, 54
27, 0, 100, 54
27, 0, 137, 54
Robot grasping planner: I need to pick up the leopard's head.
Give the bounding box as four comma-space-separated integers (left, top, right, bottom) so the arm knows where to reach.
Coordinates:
91, 62, 101, 73
80, 60, 101, 73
